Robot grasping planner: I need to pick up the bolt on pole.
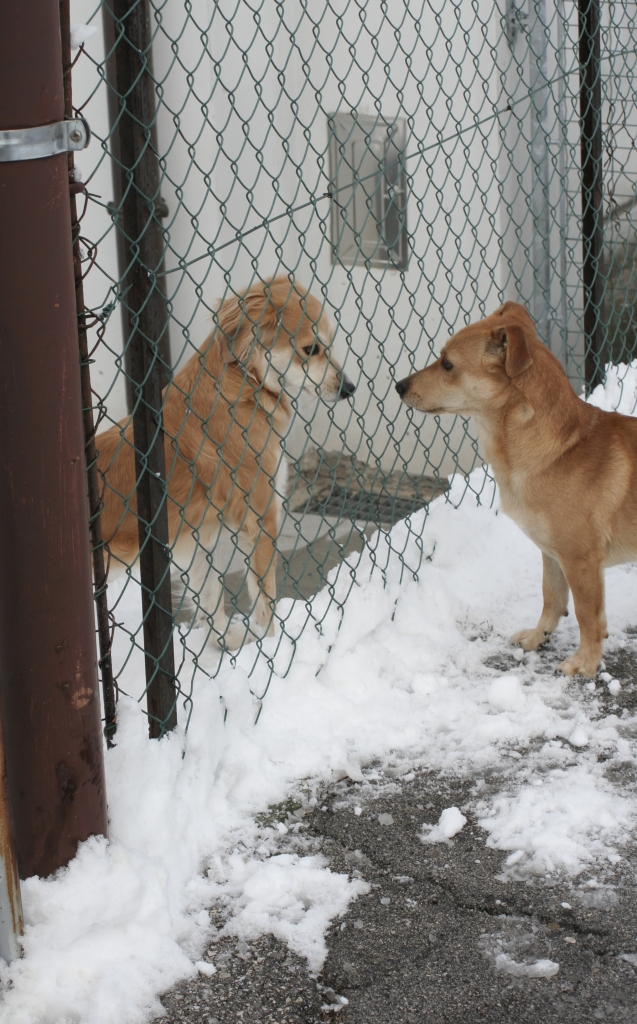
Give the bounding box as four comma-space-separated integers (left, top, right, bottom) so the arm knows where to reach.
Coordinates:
110, 0, 178, 738
579, 0, 606, 391
0, 0, 107, 879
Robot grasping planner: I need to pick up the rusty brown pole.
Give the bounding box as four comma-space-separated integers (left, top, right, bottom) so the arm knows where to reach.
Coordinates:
0, 705, 23, 961
0, 0, 107, 878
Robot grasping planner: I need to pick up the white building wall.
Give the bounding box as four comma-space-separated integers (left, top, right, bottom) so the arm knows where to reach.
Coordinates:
70, 1, 129, 425
69, 0, 630, 477
495, 0, 587, 388
149, 0, 509, 477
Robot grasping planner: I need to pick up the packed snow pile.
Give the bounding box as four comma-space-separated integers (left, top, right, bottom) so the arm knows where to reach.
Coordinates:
2, 367, 637, 1023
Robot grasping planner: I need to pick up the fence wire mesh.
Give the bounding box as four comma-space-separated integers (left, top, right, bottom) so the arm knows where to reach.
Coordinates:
67, 0, 637, 738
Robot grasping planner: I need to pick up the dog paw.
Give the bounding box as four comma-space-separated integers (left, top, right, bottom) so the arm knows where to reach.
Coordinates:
510, 627, 548, 651
557, 652, 600, 677
175, 602, 209, 629
221, 615, 250, 651
219, 614, 273, 650
174, 605, 195, 627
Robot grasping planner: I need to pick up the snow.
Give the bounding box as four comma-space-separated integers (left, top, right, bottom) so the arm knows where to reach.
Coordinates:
213, 853, 368, 971
488, 676, 526, 712
70, 23, 98, 50
195, 961, 216, 977
587, 359, 637, 415
569, 726, 590, 748
479, 764, 633, 876
495, 954, 560, 978
422, 807, 468, 843
2, 366, 637, 1021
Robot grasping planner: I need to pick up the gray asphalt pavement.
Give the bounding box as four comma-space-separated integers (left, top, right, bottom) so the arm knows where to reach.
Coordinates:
154, 642, 637, 1024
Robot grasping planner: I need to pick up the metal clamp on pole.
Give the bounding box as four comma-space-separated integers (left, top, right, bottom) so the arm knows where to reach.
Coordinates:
0, 118, 90, 163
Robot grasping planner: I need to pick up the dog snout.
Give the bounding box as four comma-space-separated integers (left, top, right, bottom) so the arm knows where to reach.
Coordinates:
339, 375, 356, 400
395, 377, 410, 398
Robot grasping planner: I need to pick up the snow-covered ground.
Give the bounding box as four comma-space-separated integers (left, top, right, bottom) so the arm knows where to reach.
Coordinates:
2, 365, 637, 1024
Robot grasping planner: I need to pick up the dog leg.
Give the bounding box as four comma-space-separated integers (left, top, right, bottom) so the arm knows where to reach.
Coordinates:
557, 557, 605, 677
249, 526, 278, 638
171, 522, 229, 644
511, 552, 569, 650
229, 512, 278, 644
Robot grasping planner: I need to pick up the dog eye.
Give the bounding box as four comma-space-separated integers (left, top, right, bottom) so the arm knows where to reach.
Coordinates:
441, 356, 453, 371
302, 343, 320, 357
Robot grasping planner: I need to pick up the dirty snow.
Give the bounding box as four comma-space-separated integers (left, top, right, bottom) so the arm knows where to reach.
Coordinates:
2, 367, 637, 1022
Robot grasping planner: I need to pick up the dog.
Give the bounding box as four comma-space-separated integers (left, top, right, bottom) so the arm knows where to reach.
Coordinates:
395, 300, 637, 677
97, 277, 356, 647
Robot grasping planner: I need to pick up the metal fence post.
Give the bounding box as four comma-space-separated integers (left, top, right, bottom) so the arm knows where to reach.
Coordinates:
110, 0, 177, 738
529, 0, 552, 349
0, 0, 107, 876
101, 1, 172, 413
579, 0, 605, 390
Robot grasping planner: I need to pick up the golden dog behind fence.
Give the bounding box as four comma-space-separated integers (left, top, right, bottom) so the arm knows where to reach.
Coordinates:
97, 278, 355, 648
396, 301, 637, 677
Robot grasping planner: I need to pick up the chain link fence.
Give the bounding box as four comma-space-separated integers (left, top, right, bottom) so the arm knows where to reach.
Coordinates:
67, 0, 637, 738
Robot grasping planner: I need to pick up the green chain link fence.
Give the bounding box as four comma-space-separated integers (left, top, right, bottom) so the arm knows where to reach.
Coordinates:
68, 0, 637, 739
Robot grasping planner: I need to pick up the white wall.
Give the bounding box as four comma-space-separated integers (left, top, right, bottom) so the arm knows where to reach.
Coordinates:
70, 0, 129, 425
148, 0, 512, 477
69, 0, 630, 477
494, 0, 587, 386
495, 0, 637, 390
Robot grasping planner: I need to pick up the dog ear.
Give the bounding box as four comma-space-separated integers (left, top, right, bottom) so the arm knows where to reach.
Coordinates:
214, 285, 280, 367
496, 300, 535, 328
486, 325, 533, 378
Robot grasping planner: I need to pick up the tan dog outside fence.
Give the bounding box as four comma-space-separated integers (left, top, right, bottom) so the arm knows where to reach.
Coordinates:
97, 277, 355, 649
396, 301, 637, 677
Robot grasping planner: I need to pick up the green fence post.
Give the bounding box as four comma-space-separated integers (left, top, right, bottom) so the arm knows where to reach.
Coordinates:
111, 0, 177, 737
579, 0, 605, 390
